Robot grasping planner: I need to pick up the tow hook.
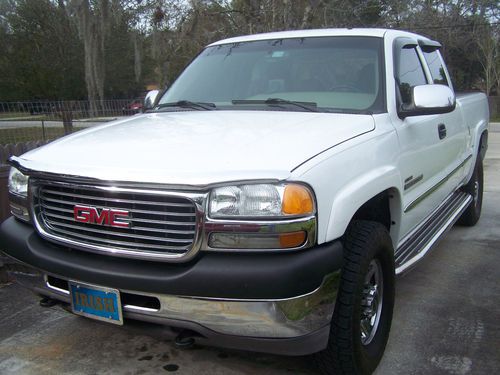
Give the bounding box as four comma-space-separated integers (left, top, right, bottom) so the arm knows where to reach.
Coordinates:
174, 330, 197, 349
39, 297, 58, 307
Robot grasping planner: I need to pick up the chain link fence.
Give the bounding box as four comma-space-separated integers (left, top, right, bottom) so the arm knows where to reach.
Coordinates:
0, 99, 140, 145
0, 99, 143, 225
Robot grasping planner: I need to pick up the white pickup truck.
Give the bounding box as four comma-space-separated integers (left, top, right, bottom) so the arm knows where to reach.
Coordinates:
2, 29, 489, 374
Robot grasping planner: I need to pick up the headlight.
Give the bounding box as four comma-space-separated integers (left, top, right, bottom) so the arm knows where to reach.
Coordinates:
8, 167, 29, 197
206, 183, 316, 250
209, 183, 315, 218
8, 167, 30, 222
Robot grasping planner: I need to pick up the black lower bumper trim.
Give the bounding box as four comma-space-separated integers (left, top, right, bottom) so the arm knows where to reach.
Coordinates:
0, 217, 343, 299
125, 310, 331, 356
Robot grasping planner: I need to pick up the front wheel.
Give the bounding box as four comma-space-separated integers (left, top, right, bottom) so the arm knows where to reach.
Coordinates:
316, 221, 395, 375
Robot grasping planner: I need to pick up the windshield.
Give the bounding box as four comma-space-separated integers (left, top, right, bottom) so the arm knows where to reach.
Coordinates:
159, 36, 386, 114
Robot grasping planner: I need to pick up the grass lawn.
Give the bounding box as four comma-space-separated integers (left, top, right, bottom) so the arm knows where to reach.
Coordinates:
0, 112, 26, 119
0, 126, 83, 145
0, 112, 46, 121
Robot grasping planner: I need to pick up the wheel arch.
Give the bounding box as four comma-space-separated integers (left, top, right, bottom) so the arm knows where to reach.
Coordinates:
479, 129, 488, 161
463, 128, 488, 187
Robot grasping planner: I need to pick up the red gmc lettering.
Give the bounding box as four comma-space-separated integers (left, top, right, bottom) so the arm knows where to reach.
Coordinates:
109, 210, 130, 228
73, 205, 129, 228
74, 205, 92, 223
93, 208, 109, 225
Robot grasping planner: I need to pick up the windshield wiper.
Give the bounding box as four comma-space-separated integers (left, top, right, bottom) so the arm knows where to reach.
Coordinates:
156, 100, 216, 111
232, 98, 318, 112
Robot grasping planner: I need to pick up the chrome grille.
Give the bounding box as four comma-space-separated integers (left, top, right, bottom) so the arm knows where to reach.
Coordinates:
32, 181, 201, 261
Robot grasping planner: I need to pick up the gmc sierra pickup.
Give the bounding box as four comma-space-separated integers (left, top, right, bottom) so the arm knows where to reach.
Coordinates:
1, 29, 489, 374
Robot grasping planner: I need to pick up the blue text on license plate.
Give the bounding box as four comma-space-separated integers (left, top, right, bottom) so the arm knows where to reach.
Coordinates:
69, 282, 123, 325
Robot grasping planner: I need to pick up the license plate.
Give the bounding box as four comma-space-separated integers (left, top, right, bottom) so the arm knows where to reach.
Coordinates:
69, 282, 123, 325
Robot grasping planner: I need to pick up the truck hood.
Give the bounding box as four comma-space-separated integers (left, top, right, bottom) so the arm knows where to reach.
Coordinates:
17, 111, 374, 186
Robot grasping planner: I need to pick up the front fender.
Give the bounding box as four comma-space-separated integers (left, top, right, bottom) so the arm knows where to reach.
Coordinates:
325, 166, 402, 245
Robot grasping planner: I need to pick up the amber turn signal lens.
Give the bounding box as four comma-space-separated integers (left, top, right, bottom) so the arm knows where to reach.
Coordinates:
279, 231, 307, 248
282, 184, 314, 215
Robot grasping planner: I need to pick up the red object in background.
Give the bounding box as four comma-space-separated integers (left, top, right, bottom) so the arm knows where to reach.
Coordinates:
122, 99, 143, 115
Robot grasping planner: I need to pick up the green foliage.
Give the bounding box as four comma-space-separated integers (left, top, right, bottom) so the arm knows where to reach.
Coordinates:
103, 8, 143, 98
0, 0, 85, 100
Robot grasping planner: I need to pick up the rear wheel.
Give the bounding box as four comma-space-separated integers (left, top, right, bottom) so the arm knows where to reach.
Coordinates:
458, 157, 483, 226
316, 221, 395, 375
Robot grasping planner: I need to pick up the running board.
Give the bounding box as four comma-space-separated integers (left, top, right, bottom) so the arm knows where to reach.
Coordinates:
395, 190, 472, 275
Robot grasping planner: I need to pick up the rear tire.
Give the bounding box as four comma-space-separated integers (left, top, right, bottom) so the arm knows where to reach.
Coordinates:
316, 221, 395, 375
458, 157, 483, 226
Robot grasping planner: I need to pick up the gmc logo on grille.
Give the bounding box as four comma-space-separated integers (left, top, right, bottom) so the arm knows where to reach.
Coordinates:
73, 205, 130, 228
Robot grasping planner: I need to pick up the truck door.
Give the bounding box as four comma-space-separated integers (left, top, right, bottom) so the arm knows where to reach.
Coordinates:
392, 40, 466, 238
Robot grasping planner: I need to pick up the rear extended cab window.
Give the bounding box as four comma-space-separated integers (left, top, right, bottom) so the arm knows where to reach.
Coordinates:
422, 50, 449, 86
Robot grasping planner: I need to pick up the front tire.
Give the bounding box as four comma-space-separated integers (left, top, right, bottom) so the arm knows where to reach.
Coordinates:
316, 221, 395, 375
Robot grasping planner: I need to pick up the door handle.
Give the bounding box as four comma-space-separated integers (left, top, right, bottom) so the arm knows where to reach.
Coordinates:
438, 123, 447, 140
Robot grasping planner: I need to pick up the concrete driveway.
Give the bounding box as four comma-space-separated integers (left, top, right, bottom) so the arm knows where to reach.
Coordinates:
1, 127, 499, 375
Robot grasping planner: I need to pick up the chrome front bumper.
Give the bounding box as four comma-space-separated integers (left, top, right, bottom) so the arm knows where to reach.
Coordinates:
7, 263, 339, 345
1, 215, 343, 354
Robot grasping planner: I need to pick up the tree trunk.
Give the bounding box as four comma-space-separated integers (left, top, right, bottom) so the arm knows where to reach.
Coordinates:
70, 0, 108, 116
133, 32, 142, 83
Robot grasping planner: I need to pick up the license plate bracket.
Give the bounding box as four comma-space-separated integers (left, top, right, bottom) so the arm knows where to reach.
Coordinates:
69, 281, 123, 325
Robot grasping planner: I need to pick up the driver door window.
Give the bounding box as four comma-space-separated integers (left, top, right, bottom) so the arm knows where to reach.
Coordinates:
397, 47, 427, 105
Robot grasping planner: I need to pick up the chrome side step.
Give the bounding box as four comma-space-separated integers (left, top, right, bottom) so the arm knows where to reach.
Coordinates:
395, 190, 472, 275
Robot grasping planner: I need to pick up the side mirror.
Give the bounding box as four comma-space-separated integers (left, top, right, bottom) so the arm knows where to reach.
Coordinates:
399, 84, 456, 118
143, 90, 160, 111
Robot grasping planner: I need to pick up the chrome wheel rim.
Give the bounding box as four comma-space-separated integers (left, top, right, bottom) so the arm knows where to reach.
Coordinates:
360, 259, 384, 346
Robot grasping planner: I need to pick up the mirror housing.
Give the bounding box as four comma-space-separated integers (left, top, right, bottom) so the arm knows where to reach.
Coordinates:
143, 90, 160, 111
399, 84, 455, 118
